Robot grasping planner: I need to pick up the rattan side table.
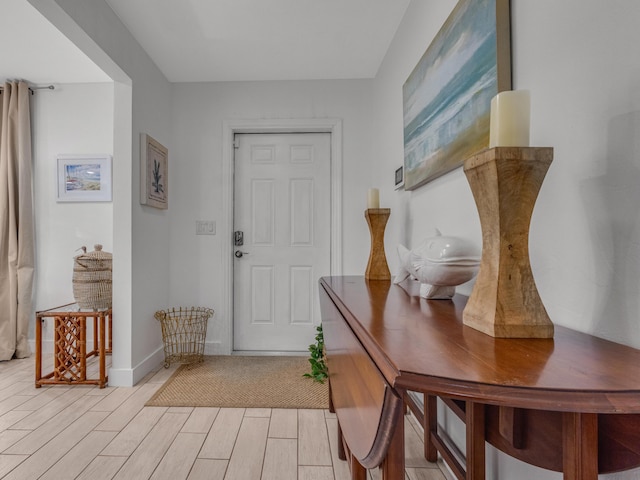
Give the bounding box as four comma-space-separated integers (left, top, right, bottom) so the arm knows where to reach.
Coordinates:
35, 303, 112, 388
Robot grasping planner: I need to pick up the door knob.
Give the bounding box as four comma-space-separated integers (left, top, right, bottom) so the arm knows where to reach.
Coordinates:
235, 250, 249, 258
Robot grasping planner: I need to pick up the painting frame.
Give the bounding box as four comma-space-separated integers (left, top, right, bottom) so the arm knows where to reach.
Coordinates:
402, 0, 512, 190
140, 133, 168, 210
56, 154, 112, 202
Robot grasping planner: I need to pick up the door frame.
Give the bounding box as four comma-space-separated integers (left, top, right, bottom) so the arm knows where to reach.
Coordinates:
221, 119, 343, 354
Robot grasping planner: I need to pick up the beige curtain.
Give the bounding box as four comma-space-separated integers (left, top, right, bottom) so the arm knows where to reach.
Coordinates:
0, 81, 35, 361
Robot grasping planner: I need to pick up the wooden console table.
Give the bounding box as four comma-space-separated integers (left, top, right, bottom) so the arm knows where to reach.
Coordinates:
35, 303, 112, 388
319, 276, 640, 480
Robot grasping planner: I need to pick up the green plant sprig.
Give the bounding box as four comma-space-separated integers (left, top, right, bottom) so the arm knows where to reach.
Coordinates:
303, 325, 328, 383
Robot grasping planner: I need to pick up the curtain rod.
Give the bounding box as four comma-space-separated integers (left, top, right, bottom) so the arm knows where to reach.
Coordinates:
0, 85, 55, 94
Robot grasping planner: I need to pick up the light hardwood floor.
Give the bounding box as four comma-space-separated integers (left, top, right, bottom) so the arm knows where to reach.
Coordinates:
0, 356, 448, 480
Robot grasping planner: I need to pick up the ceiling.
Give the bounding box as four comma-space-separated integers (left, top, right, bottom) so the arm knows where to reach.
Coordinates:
1, 0, 110, 85
2, 0, 412, 85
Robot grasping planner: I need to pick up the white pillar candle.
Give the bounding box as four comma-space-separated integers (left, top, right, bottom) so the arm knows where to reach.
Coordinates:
367, 188, 380, 209
489, 90, 531, 147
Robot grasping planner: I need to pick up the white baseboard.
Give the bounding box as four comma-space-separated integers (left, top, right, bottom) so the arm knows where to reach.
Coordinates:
109, 345, 165, 387
204, 340, 225, 356
111, 341, 227, 386
107, 366, 135, 386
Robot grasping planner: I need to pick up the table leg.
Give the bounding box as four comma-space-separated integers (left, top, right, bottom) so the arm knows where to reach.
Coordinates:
80, 317, 87, 381
108, 311, 112, 353
424, 394, 438, 462
35, 315, 42, 387
562, 412, 598, 480
350, 455, 367, 480
466, 401, 486, 480
337, 419, 346, 461
53, 316, 61, 380
380, 397, 405, 480
329, 378, 335, 413
92, 315, 98, 356
99, 314, 106, 388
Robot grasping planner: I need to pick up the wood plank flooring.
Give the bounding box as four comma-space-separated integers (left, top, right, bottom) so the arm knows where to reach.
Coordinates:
0, 356, 448, 480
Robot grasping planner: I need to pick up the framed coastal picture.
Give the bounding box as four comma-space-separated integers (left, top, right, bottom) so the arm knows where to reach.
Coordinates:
56, 155, 112, 202
140, 133, 168, 209
402, 0, 512, 190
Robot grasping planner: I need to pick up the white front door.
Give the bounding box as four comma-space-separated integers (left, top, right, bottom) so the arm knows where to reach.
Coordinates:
233, 133, 331, 352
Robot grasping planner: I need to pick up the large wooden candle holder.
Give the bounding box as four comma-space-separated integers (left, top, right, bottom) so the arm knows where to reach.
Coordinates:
463, 147, 554, 338
365, 209, 391, 281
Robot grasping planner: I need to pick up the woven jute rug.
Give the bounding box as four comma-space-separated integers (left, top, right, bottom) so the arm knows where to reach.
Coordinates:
145, 355, 328, 409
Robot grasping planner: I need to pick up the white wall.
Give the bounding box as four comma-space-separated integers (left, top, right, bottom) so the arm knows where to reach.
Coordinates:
30, 0, 173, 384
31, 82, 113, 351
372, 1, 640, 478
169, 80, 373, 353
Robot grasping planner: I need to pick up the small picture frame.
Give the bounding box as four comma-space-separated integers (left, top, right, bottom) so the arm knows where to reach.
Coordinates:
394, 166, 404, 190
56, 155, 112, 202
140, 133, 168, 209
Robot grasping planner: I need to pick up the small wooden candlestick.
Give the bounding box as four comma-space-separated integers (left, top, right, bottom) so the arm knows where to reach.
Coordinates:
365, 209, 391, 281
463, 147, 554, 338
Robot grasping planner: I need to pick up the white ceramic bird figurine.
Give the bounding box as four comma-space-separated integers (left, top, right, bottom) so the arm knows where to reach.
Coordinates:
394, 229, 481, 299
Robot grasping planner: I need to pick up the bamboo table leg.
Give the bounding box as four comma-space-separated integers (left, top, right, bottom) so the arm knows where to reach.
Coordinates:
53, 315, 61, 379
91, 314, 98, 356
80, 316, 87, 381
35, 314, 42, 387
81, 316, 87, 381
107, 311, 112, 353
99, 313, 106, 388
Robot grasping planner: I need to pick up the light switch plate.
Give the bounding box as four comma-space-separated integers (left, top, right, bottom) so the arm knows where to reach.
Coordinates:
196, 220, 216, 235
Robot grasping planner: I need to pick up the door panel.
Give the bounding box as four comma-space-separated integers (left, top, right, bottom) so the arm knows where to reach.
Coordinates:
233, 133, 331, 352
251, 179, 274, 245
291, 266, 313, 324
291, 178, 314, 245
251, 266, 274, 324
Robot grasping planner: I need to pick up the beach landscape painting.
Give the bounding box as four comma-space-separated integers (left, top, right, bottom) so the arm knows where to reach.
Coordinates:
57, 155, 112, 202
402, 0, 511, 190
65, 163, 102, 191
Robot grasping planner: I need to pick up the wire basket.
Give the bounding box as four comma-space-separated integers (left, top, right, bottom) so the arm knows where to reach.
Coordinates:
154, 307, 214, 368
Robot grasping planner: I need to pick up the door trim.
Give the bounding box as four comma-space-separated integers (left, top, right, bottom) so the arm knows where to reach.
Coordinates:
222, 119, 343, 354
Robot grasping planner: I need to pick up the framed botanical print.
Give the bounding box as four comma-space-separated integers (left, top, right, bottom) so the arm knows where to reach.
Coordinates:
140, 133, 168, 209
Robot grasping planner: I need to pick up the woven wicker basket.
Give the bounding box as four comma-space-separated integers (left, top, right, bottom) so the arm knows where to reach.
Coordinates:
155, 307, 214, 368
72, 245, 112, 310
